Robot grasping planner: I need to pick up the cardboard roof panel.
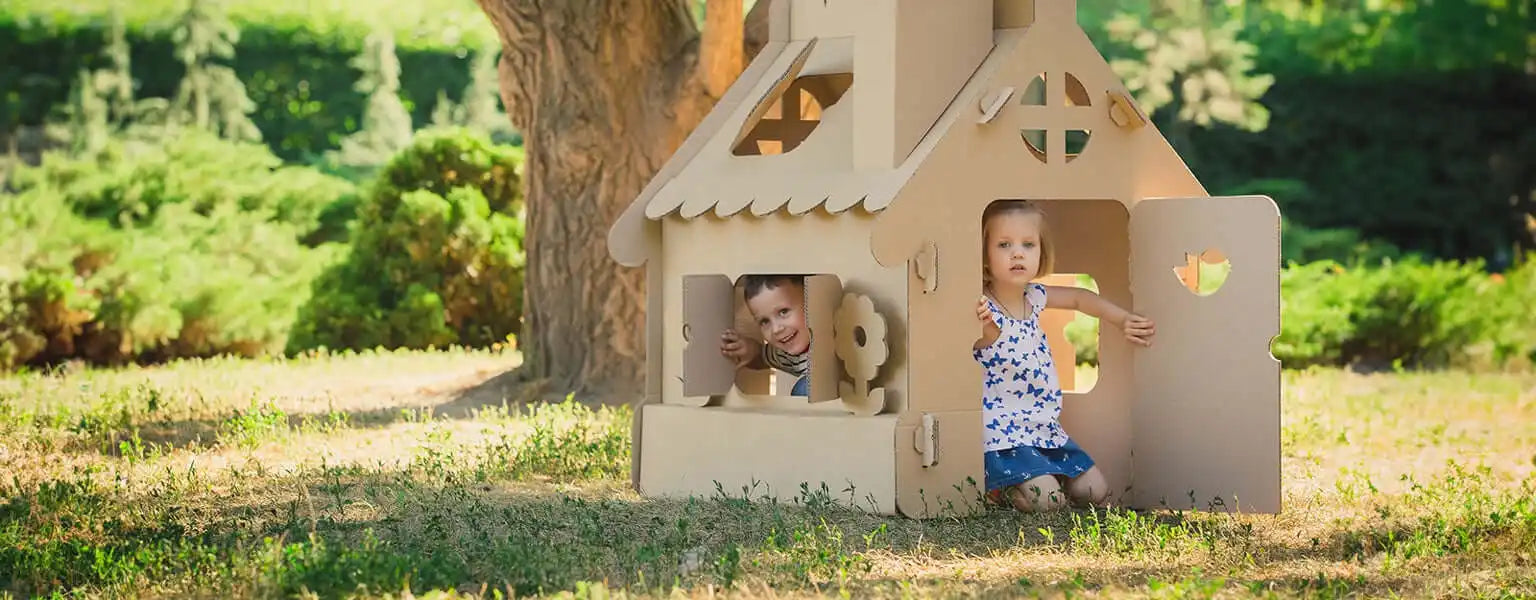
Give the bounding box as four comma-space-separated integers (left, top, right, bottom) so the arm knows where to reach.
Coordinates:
644, 1, 997, 223
645, 38, 894, 221
610, 38, 794, 265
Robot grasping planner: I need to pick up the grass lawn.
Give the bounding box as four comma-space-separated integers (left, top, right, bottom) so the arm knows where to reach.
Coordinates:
1, 351, 1533, 598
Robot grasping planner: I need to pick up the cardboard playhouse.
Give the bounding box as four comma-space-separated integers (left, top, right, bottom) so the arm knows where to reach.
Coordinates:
606, 0, 1281, 518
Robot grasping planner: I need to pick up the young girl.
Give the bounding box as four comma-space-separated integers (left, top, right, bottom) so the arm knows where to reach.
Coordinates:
974, 200, 1156, 512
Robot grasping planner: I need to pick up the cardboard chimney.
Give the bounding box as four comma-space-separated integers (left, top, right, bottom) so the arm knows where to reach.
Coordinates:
607, 0, 1281, 518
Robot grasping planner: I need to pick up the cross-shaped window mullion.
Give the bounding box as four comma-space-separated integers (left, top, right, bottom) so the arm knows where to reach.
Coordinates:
1010, 71, 1095, 164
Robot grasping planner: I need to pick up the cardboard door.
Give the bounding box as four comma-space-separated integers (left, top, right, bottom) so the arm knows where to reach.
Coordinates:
1129, 196, 1281, 513
804, 274, 844, 402
682, 274, 737, 398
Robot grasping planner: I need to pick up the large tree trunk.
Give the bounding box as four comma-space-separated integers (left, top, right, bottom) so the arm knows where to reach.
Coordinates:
473, 0, 768, 398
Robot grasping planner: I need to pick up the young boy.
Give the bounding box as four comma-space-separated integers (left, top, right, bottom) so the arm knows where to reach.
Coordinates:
718, 274, 811, 396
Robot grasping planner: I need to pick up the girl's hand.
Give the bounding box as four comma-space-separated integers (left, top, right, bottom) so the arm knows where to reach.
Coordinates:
719, 329, 757, 368
1121, 313, 1155, 347
975, 296, 1001, 348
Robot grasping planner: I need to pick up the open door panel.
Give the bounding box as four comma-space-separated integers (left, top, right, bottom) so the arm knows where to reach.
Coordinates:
1129, 195, 1281, 513
805, 274, 844, 402
683, 274, 737, 399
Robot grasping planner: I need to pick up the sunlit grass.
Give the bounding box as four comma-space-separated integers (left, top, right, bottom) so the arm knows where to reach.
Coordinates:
1, 351, 1533, 598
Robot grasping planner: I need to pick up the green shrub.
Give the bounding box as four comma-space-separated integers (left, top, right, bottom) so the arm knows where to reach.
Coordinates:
287, 127, 525, 354
1274, 257, 1525, 370
1273, 261, 1364, 368
8, 130, 357, 238
0, 129, 345, 370
0, 5, 503, 162
1346, 258, 1503, 368
1481, 256, 1536, 369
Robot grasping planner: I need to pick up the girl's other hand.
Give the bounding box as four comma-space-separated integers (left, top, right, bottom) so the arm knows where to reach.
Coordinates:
1122, 313, 1155, 347
975, 296, 1001, 348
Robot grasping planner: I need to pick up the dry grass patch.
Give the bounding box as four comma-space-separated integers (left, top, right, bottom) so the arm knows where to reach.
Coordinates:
1, 354, 1534, 599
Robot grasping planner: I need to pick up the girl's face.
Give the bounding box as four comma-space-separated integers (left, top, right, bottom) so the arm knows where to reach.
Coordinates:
984, 211, 1044, 288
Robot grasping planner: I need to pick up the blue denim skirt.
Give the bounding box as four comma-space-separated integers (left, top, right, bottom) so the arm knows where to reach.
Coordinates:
984, 438, 1096, 492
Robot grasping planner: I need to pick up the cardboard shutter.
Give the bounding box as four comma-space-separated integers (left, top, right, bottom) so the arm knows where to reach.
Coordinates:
682, 274, 737, 398
804, 274, 844, 402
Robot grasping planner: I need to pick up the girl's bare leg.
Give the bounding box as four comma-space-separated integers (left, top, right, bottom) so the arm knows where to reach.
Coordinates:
1066, 466, 1110, 507
1004, 475, 1068, 512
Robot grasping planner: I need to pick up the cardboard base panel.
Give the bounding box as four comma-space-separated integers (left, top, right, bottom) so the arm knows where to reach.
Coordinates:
639, 404, 899, 514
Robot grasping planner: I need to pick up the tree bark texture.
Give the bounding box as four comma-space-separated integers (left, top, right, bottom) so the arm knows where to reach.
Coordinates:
702, 0, 743, 97
473, 0, 772, 397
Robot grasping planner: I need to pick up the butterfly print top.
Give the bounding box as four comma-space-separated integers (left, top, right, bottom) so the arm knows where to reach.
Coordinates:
972, 282, 1068, 452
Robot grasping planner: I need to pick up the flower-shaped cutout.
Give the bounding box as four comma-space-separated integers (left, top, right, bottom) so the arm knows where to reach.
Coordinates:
834, 292, 888, 383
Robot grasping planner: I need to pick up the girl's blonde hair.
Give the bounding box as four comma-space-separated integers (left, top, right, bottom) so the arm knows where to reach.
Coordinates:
981, 199, 1055, 282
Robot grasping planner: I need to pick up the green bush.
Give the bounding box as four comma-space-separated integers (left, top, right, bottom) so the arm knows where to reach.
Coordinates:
1272, 261, 1364, 368
8, 129, 357, 239
287, 127, 525, 354
1060, 256, 1536, 372
0, 130, 345, 369
0, 6, 503, 163
0, 0, 496, 49
1274, 257, 1528, 370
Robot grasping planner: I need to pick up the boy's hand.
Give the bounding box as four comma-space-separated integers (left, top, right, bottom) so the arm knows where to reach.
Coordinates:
976, 296, 1001, 348
719, 329, 757, 368
1121, 313, 1155, 347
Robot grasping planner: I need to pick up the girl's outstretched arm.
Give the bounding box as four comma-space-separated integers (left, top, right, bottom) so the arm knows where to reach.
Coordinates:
1042, 285, 1156, 347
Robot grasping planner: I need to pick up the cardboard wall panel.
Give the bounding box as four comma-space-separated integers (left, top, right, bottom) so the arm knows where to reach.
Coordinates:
641, 404, 900, 514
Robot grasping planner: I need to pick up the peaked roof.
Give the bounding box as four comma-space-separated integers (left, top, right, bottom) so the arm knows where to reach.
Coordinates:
642, 37, 885, 220
638, 23, 1037, 223
610, 1, 1196, 267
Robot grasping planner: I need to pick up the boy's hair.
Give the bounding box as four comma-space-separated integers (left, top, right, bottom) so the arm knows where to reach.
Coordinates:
981, 200, 1055, 280
741, 274, 805, 303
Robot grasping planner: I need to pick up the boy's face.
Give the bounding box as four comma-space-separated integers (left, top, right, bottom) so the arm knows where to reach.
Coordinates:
984, 211, 1044, 287
746, 281, 810, 356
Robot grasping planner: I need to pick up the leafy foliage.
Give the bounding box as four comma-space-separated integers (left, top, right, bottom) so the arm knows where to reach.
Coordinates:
1275, 256, 1536, 370
0, 130, 348, 369
0, 0, 495, 52
325, 28, 414, 173
0, 8, 506, 162
1104, 2, 1275, 134
430, 44, 518, 146
166, 0, 260, 142
287, 127, 526, 354
1181, 70, 1536, 264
